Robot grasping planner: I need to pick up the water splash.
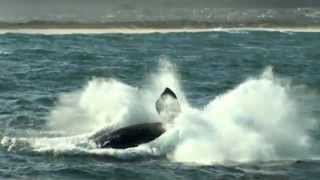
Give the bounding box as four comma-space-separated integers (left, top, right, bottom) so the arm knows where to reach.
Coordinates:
171, 66, 315, 164
1, 62, 318, 164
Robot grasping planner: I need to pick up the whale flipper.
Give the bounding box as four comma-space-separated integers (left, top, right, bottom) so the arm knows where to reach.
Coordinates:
155, 87, 181, 122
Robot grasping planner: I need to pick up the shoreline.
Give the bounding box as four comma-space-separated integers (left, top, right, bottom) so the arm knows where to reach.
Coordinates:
0, 27, 320, 34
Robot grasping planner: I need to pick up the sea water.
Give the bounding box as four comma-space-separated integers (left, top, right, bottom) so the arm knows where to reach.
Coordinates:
0, 30, 320, 179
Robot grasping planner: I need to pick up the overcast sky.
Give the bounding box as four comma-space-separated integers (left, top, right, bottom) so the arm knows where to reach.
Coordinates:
1, 0, 319, 9
0, 0, 319, 22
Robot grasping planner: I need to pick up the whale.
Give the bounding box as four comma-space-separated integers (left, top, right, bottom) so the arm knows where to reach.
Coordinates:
92, 87, 180, 149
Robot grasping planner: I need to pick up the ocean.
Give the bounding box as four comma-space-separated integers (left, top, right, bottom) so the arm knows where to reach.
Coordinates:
0, 30, 320, 179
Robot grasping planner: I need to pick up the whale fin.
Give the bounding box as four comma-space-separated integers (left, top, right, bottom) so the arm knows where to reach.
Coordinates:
155, 88, 181, 122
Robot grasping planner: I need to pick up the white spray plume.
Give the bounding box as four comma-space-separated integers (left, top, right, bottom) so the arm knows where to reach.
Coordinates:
2, 62, 318, 165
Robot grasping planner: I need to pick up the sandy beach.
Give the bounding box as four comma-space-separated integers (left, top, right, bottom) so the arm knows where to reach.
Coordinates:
0, 27, 320, 34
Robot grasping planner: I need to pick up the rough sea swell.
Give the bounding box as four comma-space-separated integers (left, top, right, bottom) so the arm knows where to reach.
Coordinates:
0, 31, 320, 179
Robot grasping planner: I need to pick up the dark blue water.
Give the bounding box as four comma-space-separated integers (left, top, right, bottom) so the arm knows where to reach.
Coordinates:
1, 31, 320, 179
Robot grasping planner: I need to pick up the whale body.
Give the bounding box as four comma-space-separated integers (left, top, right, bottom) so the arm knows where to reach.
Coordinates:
92, 87, 180, 149
93, 122, 165, 149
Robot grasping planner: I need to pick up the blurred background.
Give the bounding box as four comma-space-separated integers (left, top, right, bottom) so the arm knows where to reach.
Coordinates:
0, 0, 319, 27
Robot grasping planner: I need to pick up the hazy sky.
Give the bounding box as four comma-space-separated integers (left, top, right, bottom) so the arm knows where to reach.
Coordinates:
1, 0, 319, 9
0, 0, 319, 22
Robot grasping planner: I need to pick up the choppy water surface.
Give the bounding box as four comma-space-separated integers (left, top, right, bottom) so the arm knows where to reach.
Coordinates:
0, 30, 320, 179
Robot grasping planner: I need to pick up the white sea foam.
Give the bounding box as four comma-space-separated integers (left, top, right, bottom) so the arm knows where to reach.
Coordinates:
1, 61, 318, 164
